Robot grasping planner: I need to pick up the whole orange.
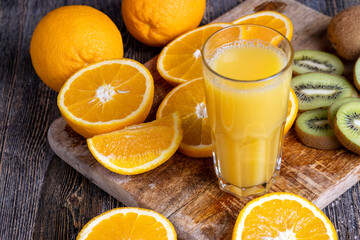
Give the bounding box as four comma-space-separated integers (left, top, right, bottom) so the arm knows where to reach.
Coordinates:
30, 5, 123, 92
122, 0, 206, 47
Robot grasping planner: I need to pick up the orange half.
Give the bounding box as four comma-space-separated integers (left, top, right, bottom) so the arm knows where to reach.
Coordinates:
57, 59, 154, 138
232, 10, 293, 41
233, 192, 337, 240
77, 207, 177, 240
284, 87, 298, 134
157, 79, 211, 158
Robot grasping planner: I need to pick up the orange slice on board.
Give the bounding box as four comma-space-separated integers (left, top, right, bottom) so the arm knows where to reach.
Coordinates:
157, 79, 211, 158
57, 59, 154, 138
76, 207, 177, 240
87, 113, 182, 175
232, 10, 293, 41
284, 87, 298, 134
157, 22, 231, 86
232, 192, 337, 240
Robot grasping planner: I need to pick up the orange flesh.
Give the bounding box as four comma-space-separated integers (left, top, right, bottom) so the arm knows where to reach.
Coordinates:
86, 212, 168, 239
241, 199, 330, 239
63, 63, 146, 122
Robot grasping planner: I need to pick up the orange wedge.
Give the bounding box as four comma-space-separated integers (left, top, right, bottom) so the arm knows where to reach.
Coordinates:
57, 59, 154, 138
232, 192, 338, 240
87, 113, 182, 175
157, 23, 231, 86
284, 87, 298, 134
76, 207, 177, 240
232, 10, 293, 41
157, 79, 211, 158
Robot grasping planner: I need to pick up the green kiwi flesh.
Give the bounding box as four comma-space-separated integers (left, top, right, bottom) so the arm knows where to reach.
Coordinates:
354, 57, 360, 91
291, 72, 356, 111
334, 101, 360, 155
295, 109, 341, 149
328, 97, 360, 128
293, 50, 344, 75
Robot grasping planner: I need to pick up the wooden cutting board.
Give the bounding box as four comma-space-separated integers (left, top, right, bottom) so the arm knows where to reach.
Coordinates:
48, 0, 360, 239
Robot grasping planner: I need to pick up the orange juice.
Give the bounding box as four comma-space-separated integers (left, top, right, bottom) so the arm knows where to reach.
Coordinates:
204, 40, 292, 188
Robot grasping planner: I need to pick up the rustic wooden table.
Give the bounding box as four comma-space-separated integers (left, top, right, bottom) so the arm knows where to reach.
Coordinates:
1, 0, 360, 239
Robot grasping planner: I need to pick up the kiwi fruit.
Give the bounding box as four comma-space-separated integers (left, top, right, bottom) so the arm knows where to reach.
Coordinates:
293, 50, 344, 75
354, 57, 360, 91
328, 97, 360, 128
328, 5, 360, 61
291, 72, 356, 111
334, 101, 360, 155
295, 109, 341, 150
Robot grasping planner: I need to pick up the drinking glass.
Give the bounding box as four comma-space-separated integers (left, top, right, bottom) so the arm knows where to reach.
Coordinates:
201, 24, 293, 197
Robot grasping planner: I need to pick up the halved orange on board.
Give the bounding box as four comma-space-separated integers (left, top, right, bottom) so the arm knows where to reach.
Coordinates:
57, 59, 154, 138
76, 207, 177, 240
232, 10, 293, 41
157, 79, 211, 158
87, 113, 182, 175
157, 22, 231, 86
284, 87, 298, 134
232, 192, 337, 239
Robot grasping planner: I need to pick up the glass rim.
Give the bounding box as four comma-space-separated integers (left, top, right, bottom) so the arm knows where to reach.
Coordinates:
201, 24, 294, 83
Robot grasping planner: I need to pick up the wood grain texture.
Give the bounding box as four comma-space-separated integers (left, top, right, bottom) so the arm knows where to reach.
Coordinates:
47, 0, 360, 239
0, 0, 359, 239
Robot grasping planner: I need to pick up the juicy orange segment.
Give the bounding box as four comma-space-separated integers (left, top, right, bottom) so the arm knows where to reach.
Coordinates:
284, 87, 298, 134
87, 113, 182, 175
232, 192, 337, 240
232, 10, 293, 41
76, 207, 177, 240
157, 79, 211, 158
57, 59, 154, 138
157, 23, 231, 86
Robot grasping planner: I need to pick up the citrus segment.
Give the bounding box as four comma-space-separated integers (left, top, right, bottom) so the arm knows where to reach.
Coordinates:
284, 87, 299, 134
87, 113, 182, 175
157, 23, 231, 86
76, 207, 177, 240
157, 79, 212, 158
232, 192, 337, 240
232, 10, 293, 41
58, 59, 154, 138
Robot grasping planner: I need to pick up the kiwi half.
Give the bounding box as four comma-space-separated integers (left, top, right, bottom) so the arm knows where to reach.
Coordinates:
328, 97, 360, 128
295, 109, 341, 150
291, 72, 356, 111
334, 101, 360, 155
293, 50, 344, 75
354, 57, 360, 91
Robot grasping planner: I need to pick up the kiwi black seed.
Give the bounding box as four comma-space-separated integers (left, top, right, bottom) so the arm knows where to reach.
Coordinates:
334, 101, 360, 155
293, 50, 344, 75
354, 57, 360, 91
295, 109, 341, 150
328, 97, 360, 128
291, 72, 356, 111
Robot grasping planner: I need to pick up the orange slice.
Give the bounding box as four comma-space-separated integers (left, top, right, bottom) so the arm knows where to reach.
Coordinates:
87, 113, 182, 175
232, 10, 293, 41
232, 192, 337, 240
284, 87, 298, 134
76, 207, 177, 240
57, 59, 154, 138
157, 23, 231, 86
157, 79, 211, 158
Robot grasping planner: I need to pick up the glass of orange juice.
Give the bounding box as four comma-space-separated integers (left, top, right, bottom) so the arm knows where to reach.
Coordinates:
201, 25, 293, 197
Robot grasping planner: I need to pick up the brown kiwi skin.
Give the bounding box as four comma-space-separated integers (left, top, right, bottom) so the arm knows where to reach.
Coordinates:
334, 116, 360, 155
295, 122, 342, 150
327, 5, 360, 61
